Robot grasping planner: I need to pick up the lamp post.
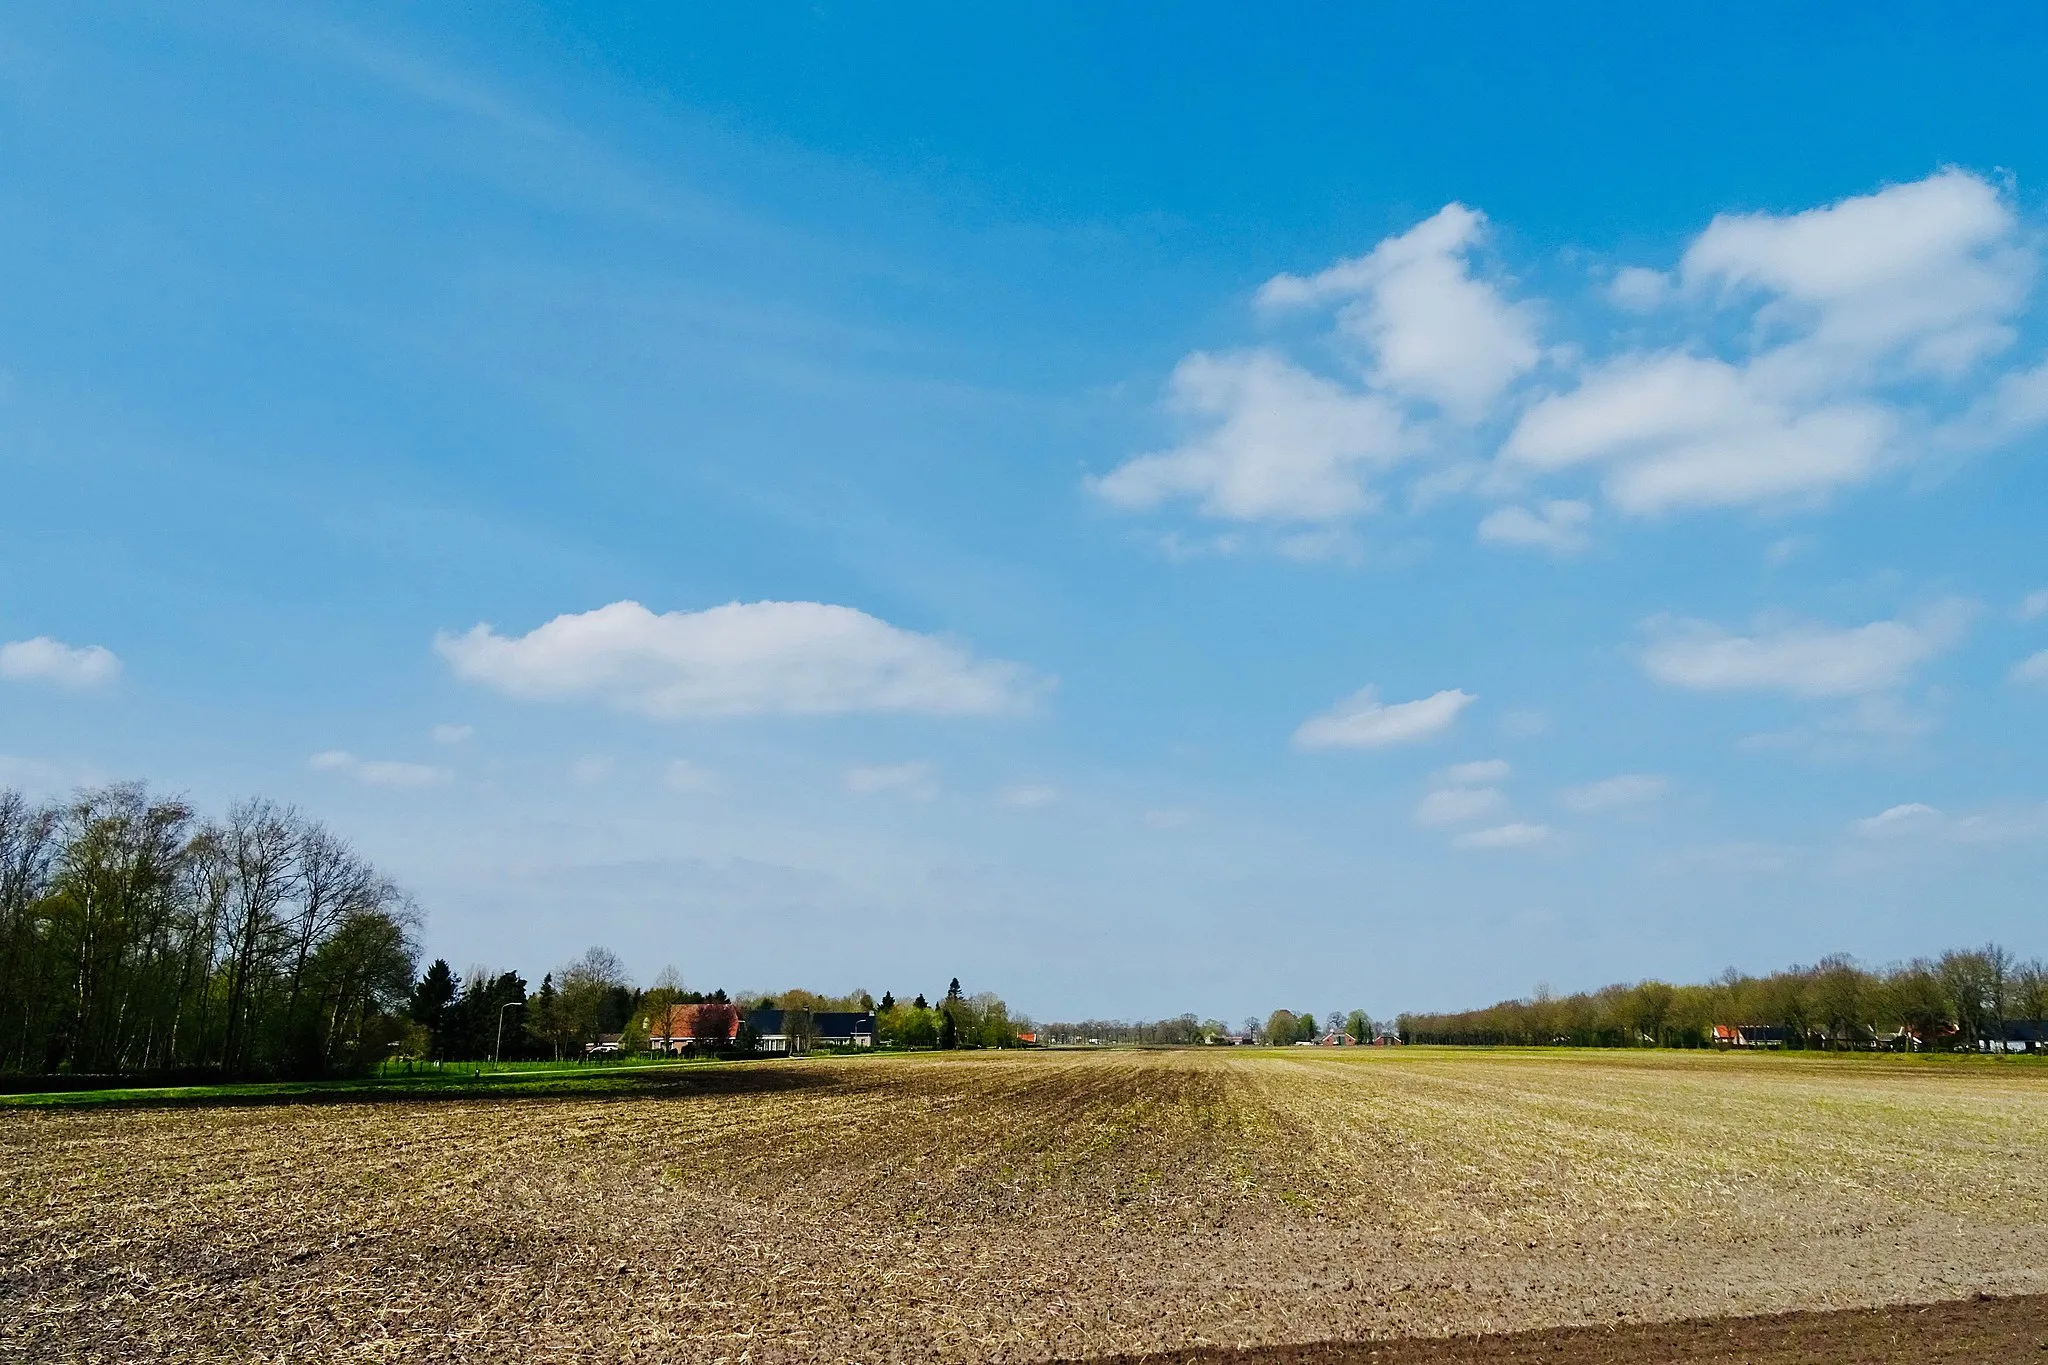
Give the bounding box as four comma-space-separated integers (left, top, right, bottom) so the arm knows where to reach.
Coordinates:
494, 1001, 522, 1064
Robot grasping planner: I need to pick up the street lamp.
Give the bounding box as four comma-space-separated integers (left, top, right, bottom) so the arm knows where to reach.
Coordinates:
494, 1001, 523, 1064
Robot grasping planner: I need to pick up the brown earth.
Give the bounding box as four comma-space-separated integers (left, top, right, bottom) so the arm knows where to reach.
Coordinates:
2, 1048, 2045, 1363
1090, 1293, 2048, 1364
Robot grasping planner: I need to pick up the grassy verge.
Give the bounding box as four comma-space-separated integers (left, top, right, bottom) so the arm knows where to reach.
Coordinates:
0, 1056, 759, 1110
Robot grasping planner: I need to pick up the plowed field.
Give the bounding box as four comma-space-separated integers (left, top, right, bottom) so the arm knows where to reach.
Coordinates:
4, 1049, 2046, 1362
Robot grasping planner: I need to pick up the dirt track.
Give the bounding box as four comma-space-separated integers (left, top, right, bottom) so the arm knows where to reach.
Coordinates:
3, 1049, 2045, 1362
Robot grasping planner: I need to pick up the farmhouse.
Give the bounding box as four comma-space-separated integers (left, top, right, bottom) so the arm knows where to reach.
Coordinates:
748, 1008, 877, 1054
1711, 1024, 1789, 1048
644, 1003, 739, 1055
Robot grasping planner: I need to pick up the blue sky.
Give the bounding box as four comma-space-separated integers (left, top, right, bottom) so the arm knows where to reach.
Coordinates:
4, 3, 2047, 1022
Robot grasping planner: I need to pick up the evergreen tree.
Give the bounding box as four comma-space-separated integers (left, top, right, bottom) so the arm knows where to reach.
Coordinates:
410, 959, 457, 1058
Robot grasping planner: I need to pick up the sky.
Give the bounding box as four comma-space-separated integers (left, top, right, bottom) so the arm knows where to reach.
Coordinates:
3, 3, 2047, 1023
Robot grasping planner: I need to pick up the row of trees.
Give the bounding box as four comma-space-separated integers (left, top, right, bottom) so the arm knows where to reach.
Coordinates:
875, 978, 1027, 1049
1038, 1009, 1378, 1046
400, 955, 1034, 1061
0, 785, 418, 1078
1397, 945, 2048, 1050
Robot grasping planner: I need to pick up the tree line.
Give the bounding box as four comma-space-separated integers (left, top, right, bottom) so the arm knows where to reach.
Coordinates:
1397, 945, 2048, 1050
1038, 1008, 1379, 1046
403, 953, 1035, 1061
0, 785, 418, 1078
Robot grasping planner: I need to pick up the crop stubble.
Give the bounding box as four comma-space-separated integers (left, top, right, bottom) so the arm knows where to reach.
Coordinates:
2, 1048, 2045, 1362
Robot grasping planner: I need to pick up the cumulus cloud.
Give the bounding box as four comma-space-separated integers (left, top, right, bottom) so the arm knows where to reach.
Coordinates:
431, 724, 474, 745
2019, 589, 2048, 621
1607, 266, 1671, 311
1258, 204, 1539, 417
1416, 784, 1505, 826
1678, 169, 2028, 378
1089, 351, 1408, 521
1560, 773, 1669, 812
1477, 499, 1592, 553
309, 751, 450, 788
1502, 352, 1897, 513
570, 755, 613, 786
2012, 650, 2048, 686
1640, 601, 1972, 698
0, 637, 121, 689
1099, 170, 2044, 547
437, 600, 1039, 719
1292, 687, 1474, 750
997, 783, 1058, 809
1454, 822, 1552, 849
844, 762, 938, 801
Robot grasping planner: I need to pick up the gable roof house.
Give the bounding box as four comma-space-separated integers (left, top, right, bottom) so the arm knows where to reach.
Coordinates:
645, 1003, 741, 1055
747, 1009, 877, 1055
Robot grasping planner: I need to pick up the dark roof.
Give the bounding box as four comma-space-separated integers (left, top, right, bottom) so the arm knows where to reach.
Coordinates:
747, 1009, 876, 1037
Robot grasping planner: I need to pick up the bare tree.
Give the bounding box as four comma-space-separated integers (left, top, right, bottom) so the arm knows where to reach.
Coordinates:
219, 800, 300, 1073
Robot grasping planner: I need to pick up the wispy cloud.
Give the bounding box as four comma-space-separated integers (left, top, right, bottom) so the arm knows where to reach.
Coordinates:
1454, 822, 1552, 850
1293, 687, 1474, 750
1560, 774, 1669, 812
309, 750, 450, 788
1641, 601, 1972, 698
844, 762, 938, 801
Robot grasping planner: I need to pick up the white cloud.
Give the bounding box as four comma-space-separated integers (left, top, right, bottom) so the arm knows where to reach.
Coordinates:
1739, 694, 1936, 759
1415, 785, 1505, 827
1454, 822, 1552, 849
997, 783, 1058, 809
844, 762, 938, 801
570, 755, 613, 786
431, 724, 474, 745
2019, 589, 2048, 621
309, 751, 450, 788
1292, 687, 1474, 750
1500, 709, 1550, 739
1477, 499, 1592, 553
1090, 351, 1408, 521
1640, 602, 1972, 698
1560, 773, 1669, 812
663, 759, 720, 794
1950, 357, 2048, 447
2012, 650, 2048, 686
437, 600, 1038, 719
1678, 169, 2027, 379
0, 637, 121, 690
1258, 203, 1539, 417
1438, 758, 1510, 786
1852, 802, 1943, 837
1105, 171, 2042, 541
1607, 266, 1670, 311
1502, 352, 1897, 513
1852, 801, 2048, 845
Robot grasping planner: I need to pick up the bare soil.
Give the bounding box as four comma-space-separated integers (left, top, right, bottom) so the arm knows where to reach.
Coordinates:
3, 1049, 2045, 1362
1090, 1293, 2048, 1364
